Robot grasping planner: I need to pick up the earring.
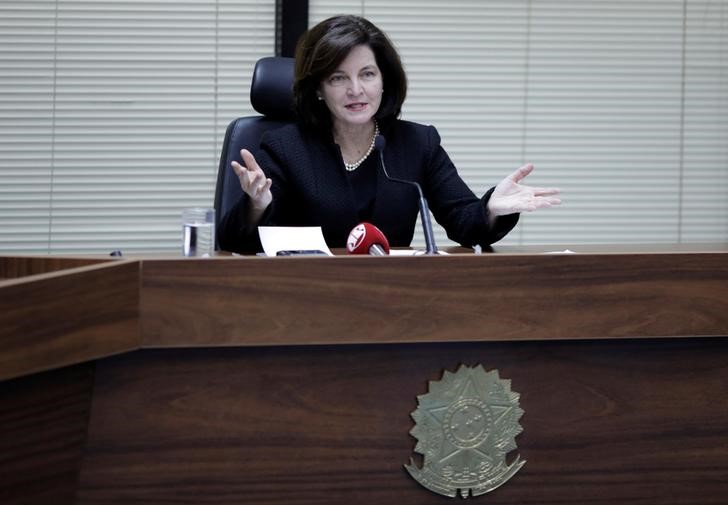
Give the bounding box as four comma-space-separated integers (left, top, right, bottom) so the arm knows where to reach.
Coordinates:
317, 94, 324, 101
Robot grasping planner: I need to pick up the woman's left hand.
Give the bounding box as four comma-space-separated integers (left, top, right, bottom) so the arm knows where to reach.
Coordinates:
487, 163, 561, 221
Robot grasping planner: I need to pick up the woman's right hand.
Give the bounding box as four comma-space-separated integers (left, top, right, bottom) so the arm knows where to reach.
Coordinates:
231, 149, 273, 211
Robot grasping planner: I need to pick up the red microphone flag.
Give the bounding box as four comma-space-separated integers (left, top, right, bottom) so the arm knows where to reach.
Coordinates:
346, 222, 390, 255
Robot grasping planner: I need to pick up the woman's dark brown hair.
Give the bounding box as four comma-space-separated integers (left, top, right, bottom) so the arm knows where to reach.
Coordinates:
293, 15, 407, 132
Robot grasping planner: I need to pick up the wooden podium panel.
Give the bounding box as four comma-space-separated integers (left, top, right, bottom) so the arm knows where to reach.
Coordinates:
140, 250, 728, 347
1, 258, 138, 505
0, 363, 95, 504
1, 246, 728, 505
0, 260, 140, 381
73, 338, 728, 505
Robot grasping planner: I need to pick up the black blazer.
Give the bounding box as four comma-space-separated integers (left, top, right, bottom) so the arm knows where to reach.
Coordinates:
218, 120, 518, 253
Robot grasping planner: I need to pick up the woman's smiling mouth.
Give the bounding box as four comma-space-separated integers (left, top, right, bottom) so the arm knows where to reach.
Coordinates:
345, 102, 368, 111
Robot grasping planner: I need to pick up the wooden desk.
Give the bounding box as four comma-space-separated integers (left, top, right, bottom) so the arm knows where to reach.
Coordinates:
2, 245, 728, 504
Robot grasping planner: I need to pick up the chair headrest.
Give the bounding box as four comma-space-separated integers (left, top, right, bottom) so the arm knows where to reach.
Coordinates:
250, 56, 295, 120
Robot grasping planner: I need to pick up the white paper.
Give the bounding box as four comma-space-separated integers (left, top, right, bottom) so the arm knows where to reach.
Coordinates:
388, 249, 450, 256
388, 249, 418, 256
258, 226, 334, 256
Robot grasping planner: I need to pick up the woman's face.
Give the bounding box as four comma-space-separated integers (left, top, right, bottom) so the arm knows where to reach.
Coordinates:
319, 44, 383, 130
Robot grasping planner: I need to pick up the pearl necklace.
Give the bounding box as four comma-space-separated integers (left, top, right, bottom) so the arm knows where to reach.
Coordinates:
343, 121, 379, 172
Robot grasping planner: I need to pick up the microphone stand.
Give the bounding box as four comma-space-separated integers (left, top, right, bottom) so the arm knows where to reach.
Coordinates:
375, 137, 437, 255
414, 187, 438, 255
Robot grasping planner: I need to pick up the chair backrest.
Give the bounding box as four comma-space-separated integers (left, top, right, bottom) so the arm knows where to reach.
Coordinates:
214, 56, 295, 235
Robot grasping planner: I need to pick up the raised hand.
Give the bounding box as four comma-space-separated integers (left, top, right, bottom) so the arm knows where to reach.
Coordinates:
231, 149, 273, 212
488, 163, 561, 218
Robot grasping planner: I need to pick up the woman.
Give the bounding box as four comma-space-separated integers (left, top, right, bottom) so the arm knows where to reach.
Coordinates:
218, 15, 560, 253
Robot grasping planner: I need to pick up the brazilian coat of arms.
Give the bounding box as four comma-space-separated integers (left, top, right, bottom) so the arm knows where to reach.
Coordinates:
405, 364, 525, 498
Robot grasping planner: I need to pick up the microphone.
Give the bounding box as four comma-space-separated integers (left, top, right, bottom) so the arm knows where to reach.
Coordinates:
374, 135, 438, 254
346, 222, 390, 255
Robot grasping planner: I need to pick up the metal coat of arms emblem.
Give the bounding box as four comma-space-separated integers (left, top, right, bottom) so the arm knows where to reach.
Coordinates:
405, 364, 525, 498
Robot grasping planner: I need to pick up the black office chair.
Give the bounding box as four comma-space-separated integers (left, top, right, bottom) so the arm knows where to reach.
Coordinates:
214, 56, 295, 241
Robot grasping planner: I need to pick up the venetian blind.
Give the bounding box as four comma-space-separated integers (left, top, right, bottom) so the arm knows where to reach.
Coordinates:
0, 0, 275, 253
310, 0, 728, 247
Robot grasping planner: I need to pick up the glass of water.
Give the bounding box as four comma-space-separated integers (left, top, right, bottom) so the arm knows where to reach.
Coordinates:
182, 207, 215, 257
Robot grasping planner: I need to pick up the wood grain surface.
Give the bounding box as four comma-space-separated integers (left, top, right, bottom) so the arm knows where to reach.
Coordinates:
140, 252, 728, 347
0, 261, 140, 381
76, 338, 728, 505
0, 362, 95, 505
0, 255, 111, 280
2, 248, 728, 504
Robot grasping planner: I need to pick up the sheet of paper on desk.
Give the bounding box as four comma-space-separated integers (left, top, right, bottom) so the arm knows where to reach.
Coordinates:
388, 249, 418, 256
388, 249, 450, 256
258, 226, 334, 256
